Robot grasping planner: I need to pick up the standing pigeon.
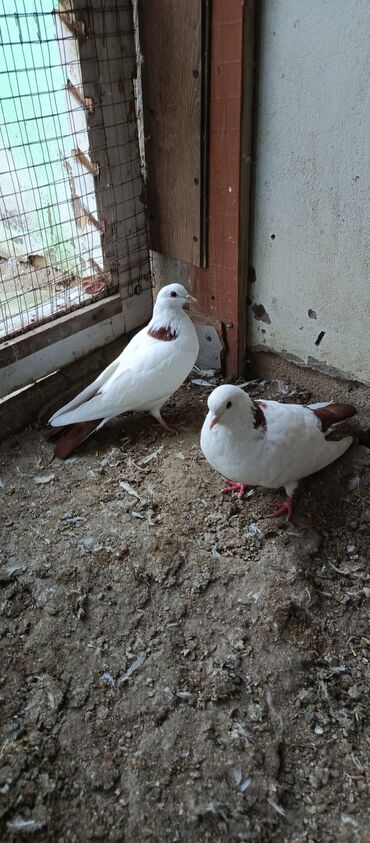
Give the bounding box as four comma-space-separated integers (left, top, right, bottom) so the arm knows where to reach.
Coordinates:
200, 384, 356, 518
49, 283, 199, 458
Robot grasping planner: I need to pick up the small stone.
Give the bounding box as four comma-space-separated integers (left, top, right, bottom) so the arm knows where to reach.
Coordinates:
88, 760, 119, 791
309, 772, 322, 789
96, 705, 110, 721
304, 709, 315, 723
70, 685, 90, 708
347, 685, 361, 700
0, 766, 13, 786
28, 731, 43, 747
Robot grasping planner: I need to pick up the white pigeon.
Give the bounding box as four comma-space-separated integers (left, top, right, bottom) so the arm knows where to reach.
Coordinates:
200, 384, 356, 519
49, 283, 199, 458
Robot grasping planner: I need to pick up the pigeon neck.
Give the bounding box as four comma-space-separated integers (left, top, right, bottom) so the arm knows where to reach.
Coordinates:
225, 398, 266, 439
252, 399, 267, 431
149, 302, 186, 336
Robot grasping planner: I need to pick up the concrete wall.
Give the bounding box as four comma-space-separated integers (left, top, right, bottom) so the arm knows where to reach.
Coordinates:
249, 0, 370, 385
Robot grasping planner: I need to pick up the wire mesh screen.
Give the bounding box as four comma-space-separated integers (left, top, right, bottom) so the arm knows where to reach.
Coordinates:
0, 0, 150, 342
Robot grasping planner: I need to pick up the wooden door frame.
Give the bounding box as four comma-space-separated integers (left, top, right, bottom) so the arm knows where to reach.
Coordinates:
190, 0, 255, 377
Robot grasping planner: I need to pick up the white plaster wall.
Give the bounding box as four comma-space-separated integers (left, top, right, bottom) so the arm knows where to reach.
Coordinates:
249, 0, 370, 384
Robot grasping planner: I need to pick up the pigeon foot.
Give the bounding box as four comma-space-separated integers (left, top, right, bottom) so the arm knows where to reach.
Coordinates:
267, 496, 293, 520
221, 480, 251, 499
156, 415, 186, 435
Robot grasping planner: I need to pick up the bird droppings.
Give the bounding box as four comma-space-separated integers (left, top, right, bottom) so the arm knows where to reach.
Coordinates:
240, 377, 270, 389
0, 379, 369, 841
34, 473, 55, 484
138, 445, 164, 465
6, 816, 46, 833
315, 330, 326, 346
191, 365, 217, 389
191, 378, 214, 388
232, 769, 252, 793
348, 472, 361, 490
100, 672, 116, 689
119, 479, 143, 500
273, 379, 297, 397
118, 651, 147, 685
246, 522, 264, 538
308, 309, 317, 319
252, 303, 272, 324
268, 799, 286, 817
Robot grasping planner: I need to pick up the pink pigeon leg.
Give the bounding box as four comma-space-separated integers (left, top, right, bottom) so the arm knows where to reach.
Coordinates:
267, 495, 293, 520
155, 414, 187, 434
221, 479, 252, 499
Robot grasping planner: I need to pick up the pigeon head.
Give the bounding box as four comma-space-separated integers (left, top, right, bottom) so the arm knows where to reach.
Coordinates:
207, 385, 256, 430
155, 283, 197, 312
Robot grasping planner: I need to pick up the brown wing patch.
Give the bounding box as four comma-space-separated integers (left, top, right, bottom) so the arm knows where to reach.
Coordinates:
148, 326, 177, 341
311, 402, 356, 432
252, 399, 267, 430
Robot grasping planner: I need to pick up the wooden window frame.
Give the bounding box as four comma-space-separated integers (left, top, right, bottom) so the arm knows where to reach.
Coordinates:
0, 0, 152, 404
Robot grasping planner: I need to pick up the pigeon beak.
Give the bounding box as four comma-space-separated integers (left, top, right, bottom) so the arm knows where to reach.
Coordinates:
210, 414, 220, 429
183, 293, 197, 312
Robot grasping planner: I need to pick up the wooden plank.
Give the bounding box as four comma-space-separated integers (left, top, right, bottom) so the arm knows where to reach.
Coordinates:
0, 294, 122, 369
190, 0, 255, 377
139, 0, 202, 265
0, 310, 126, 400
74, 0, 152, 314
238, 0, 255, 375
0, 332, 137, 441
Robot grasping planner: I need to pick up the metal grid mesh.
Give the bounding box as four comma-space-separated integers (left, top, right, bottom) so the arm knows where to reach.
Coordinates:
0, 0, 149, 341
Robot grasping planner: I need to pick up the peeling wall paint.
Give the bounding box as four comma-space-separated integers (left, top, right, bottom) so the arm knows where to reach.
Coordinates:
249, 0, 370, 385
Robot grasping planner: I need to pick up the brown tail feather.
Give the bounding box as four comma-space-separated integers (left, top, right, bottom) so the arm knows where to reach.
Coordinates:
51, 419, 104, 459
44, 424, 69, 442
311, 403, 356, 432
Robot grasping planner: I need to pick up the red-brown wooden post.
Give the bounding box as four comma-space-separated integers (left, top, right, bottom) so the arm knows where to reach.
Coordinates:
190, 0, 254, 377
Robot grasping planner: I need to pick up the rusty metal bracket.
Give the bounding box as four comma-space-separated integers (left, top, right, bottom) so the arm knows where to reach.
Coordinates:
72, 147, 99, 176
54, 7, 86, 40
66, 79, 94, 113
82, 209, 106, 233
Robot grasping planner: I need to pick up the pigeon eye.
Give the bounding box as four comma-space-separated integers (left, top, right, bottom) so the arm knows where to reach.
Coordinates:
226, 400, 232, 409
170, 291, 177, 298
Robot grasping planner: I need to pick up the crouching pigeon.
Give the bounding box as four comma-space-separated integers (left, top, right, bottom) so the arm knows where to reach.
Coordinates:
200, 384, 356, 519
49, 283, 199, 458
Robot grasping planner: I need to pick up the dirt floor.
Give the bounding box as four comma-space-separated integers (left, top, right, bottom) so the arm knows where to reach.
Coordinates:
0, 374, 369, 842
